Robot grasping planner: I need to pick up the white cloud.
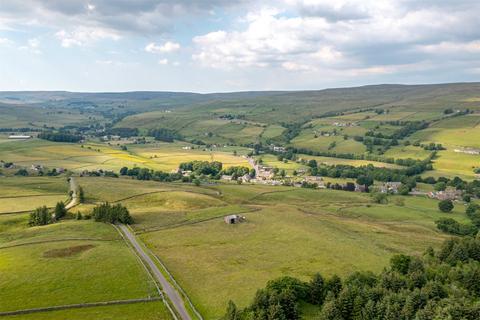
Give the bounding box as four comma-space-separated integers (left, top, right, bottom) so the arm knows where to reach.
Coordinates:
192, 8, 341, 70
192, 1, 480, 76
0, 37, 12, 45
18, 37, 41, 54
418, 41, 480, 54
145, 41, 180, 53
55, 27, 120, 47
158, 58, 169, 65
281, 61, 311, 71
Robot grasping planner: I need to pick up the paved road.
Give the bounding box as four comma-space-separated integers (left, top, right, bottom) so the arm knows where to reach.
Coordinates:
65, 177, 78, 210
118, 224, 191, 320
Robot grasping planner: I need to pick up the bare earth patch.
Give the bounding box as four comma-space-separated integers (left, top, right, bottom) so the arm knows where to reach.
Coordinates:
43, 244, 96, 258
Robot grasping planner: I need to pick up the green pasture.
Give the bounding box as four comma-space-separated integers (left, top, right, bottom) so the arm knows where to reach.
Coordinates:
1, 301, 171, 320
261, 124, 285, 140
383, 145, 432, 160
430, 149, 479, 179
0, 138, 250, 173
108, 183, 466, 319
300, 154, 401, 168
0, 217, 159, 313
290, 132, 366, 153
0, 177, 69, 214
141, 186, 458, 319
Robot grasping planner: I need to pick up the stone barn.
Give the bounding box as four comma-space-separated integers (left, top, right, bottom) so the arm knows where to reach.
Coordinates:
224, 214, 245, 224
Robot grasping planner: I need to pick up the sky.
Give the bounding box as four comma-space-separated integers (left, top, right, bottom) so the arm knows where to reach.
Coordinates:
0, 0, 480, 92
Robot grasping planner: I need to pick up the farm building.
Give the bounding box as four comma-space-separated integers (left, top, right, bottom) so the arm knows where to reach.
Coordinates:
355, 184, 368, 192
428, 188, 462, 201
31, 164, 43, 171
270, 145, 286, 153
241, 174, 252, 183
224, 214, 245, 224
380, 182, 402, 193
8, 135, 32, 139
221, 175, 233, 181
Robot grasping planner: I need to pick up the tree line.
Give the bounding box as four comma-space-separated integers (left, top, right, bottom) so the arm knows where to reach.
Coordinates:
148, 128, 183, 142
119, 163, 254, 182
38, 131, 83, 143
224, 236, 480, 320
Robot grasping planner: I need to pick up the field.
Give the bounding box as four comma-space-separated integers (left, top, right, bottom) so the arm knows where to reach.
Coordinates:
2, 85, 480, 319
0, 177, 173, 319
256, 154, 400, 175
0, 138, 249, 173
0, 176, 68, 214
137, 185, 466, 319
22, 177, 466, 319
1, 301, 170, 320
0, 103, 104, 129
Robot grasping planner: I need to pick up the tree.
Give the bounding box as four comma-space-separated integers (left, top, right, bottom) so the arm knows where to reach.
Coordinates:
54, 202, 67, 220
309, 273, 325, 305
223, 301, 240, 320
438, 199, 454, 213
15, 169, 29, 176
307, 159, 318, 168
356, 175, 374, 187
120, 166, 128, 175
390, 254, 411, 275
76, 212, 83, 220
193, 178, 201, 186
78, 186, 85, 203
434, 182, 446, 191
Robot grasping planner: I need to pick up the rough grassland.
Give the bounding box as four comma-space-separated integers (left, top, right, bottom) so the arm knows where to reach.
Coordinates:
121, 184, 467, 319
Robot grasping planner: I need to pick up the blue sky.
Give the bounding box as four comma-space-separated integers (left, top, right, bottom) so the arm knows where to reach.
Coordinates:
1, 0, 480, 92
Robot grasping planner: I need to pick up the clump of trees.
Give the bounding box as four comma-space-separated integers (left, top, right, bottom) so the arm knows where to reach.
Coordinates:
120, 166, 185, 182
179, 161, 223, 176
92, 203, 133, 224
435, 218, 477, 236
29, 206, 53, 226
38, 131, 83, 143
29, 201, 68, 226
313, 162, 427, 185
221, 166, 254, 179
15, 169, 29, 176
436, 203, 480, 236
224, 236, 480, 320
106, 127, 138, 138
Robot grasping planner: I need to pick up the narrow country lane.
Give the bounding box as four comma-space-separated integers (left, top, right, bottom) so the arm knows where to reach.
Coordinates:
66, 177, 78, 210
118, 224, 192, 320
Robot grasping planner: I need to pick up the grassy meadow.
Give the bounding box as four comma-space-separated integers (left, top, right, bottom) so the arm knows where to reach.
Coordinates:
0, 301, 171, 320
22, 177, 467, 319
0, 138, 249, 173
0, 217, 159, 313
0, 177, 171, 318
2, 85, 480, 319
